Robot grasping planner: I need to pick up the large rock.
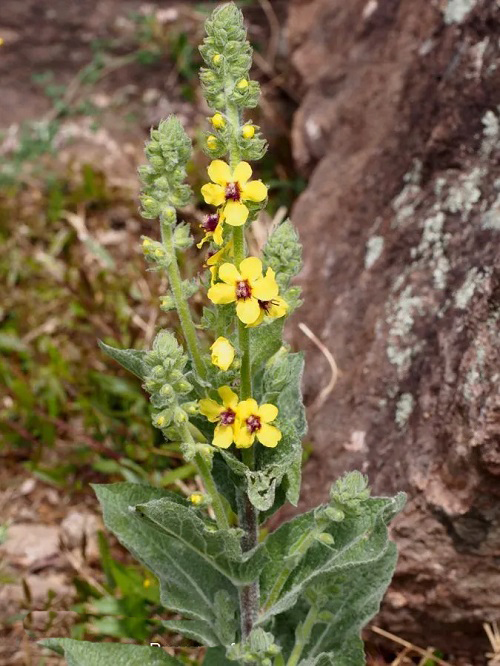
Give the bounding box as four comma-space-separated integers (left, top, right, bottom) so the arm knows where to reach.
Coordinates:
287, 0, 499, 659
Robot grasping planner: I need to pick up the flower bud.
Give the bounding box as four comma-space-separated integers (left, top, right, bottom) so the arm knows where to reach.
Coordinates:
189, 492, 204, 505
211, 113, 225, 129
206, 135, 218, 150
212, 53, 222, 65
237, 78, 249, 90
242, 124, 255, 139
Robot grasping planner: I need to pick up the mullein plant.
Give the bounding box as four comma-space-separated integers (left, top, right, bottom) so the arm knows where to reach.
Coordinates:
42, 5, 405, 665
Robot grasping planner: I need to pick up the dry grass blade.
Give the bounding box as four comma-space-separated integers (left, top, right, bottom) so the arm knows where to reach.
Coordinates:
484, 622, 500, 665
371, 626, 453, 666
298, 322, 339, 415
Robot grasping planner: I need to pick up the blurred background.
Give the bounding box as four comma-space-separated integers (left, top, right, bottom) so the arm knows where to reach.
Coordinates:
0, 1, 498, 665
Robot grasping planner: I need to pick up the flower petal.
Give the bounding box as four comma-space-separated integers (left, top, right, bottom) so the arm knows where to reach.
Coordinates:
219, 262, 241, 285
247, 311, 264, 328
236, 297, 260, 325
242, 180, 268, 203
213, 424, 234, 449
208, 282, 236, 305
208, 160, 232, 186
217, 385, 239, 408
234, 422, 254, 449
239, 256, 263, 282
201, 183, 225, 206
236, 399, 259, 420
233, 161, 252, 186
213, 222, 224, 246
268, 296, 288, 318
223, 201, 249, 227
211, 339, 235, 372
252, 269, 279, 301
257, 423, 282, 448
258, 403, 278, 423
199, 399, 223, 422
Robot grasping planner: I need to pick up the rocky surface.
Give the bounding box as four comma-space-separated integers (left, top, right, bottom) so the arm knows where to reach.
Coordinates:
286, 0, 499, 659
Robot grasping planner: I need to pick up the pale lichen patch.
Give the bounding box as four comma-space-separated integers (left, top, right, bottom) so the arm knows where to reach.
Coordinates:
481, 193, 500, 230
481, 109, 499, 157
395, 393, 415, 429
454, 267, 492, 309
365, 235, 384, 269
391, 159, 423, 228
443, 0, 478, 25
443, 167, 483, 221
386, 286, 425, 374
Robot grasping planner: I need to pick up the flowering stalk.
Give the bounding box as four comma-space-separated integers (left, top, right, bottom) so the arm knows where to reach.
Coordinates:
43, 4, 405, 665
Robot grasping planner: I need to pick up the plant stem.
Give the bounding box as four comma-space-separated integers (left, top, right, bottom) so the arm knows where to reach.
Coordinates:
286, 605, 319, 666
180, 423, 229, 529
225, 98, 260, 640
194, 450, 230, 530
161, 218, 206, 381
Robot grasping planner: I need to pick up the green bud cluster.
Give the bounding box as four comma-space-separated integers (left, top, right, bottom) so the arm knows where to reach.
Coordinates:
329, 470, 371, 518
199, 4, 267, 163
142, 330, 195, 435
263, 220, 303, 290
141, 236, 171, 269
138, 116, 193, 218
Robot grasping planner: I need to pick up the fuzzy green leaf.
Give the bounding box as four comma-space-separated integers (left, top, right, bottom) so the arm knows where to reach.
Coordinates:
40, 639, 182, 665
257, 487, 405, 623
92, 483, 239, 642
98, 340, 148, 380
203, 647, 238, 666
161, 618, 219, 647
134, 496, 267, 584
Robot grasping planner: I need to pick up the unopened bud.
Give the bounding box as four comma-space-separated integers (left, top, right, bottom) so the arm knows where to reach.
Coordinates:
211, 113, 225, 129
206, 135, 218, 150
212, 53, 222, 65
242, 124, 255, 139
237, 79, 249, 90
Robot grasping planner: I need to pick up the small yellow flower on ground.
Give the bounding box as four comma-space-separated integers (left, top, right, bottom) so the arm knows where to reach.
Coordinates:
242, 125, 255, 139
234, 399, 281, 449
201, 160, 267, 227
207, 257, 279, 325
211, 337, 235, 371
206, 135, 218, 150
199, 386, 239, 449
211, 113, 225, 129
189, 492, 204, 505
198, 212, 224, 247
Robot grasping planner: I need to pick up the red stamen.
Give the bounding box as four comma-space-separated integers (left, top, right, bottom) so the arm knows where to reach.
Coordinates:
219, 409, 236, 426
246, 415, 261, 433
225, 182, 241, 201
236, 280, 252, 300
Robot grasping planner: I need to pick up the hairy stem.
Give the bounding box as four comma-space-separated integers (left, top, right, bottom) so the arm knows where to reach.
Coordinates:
161, 218, 206, 381
286, 605, 319, 666
226, 97, 260, 640
194, 449, 230, 530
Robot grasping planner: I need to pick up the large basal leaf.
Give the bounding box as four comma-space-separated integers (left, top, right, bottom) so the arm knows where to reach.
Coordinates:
134, 497, 267, 584
98, 340, 148, 380
257, 492, 405, 624
40, 639, 182, 666
161, 618, 219, 647
307, 636, 365, 666
92, 483, 239, 643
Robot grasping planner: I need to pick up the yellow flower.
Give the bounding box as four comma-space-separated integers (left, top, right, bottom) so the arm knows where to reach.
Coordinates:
211, 113, 225, 129
143, 578, 151, 588
237, 79, 249, 90
212, 53, 222, 65
197, 212, 224, 248
199, 386, 239, 449
189, 492, 204, 505
234, 399, 281, 449
211, 337, 235, 371
201, 160, 267, 227
207, 135, 218, 150
242, 125, 255, 139
207, 257, 279, 325
247, 270, 289, 327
